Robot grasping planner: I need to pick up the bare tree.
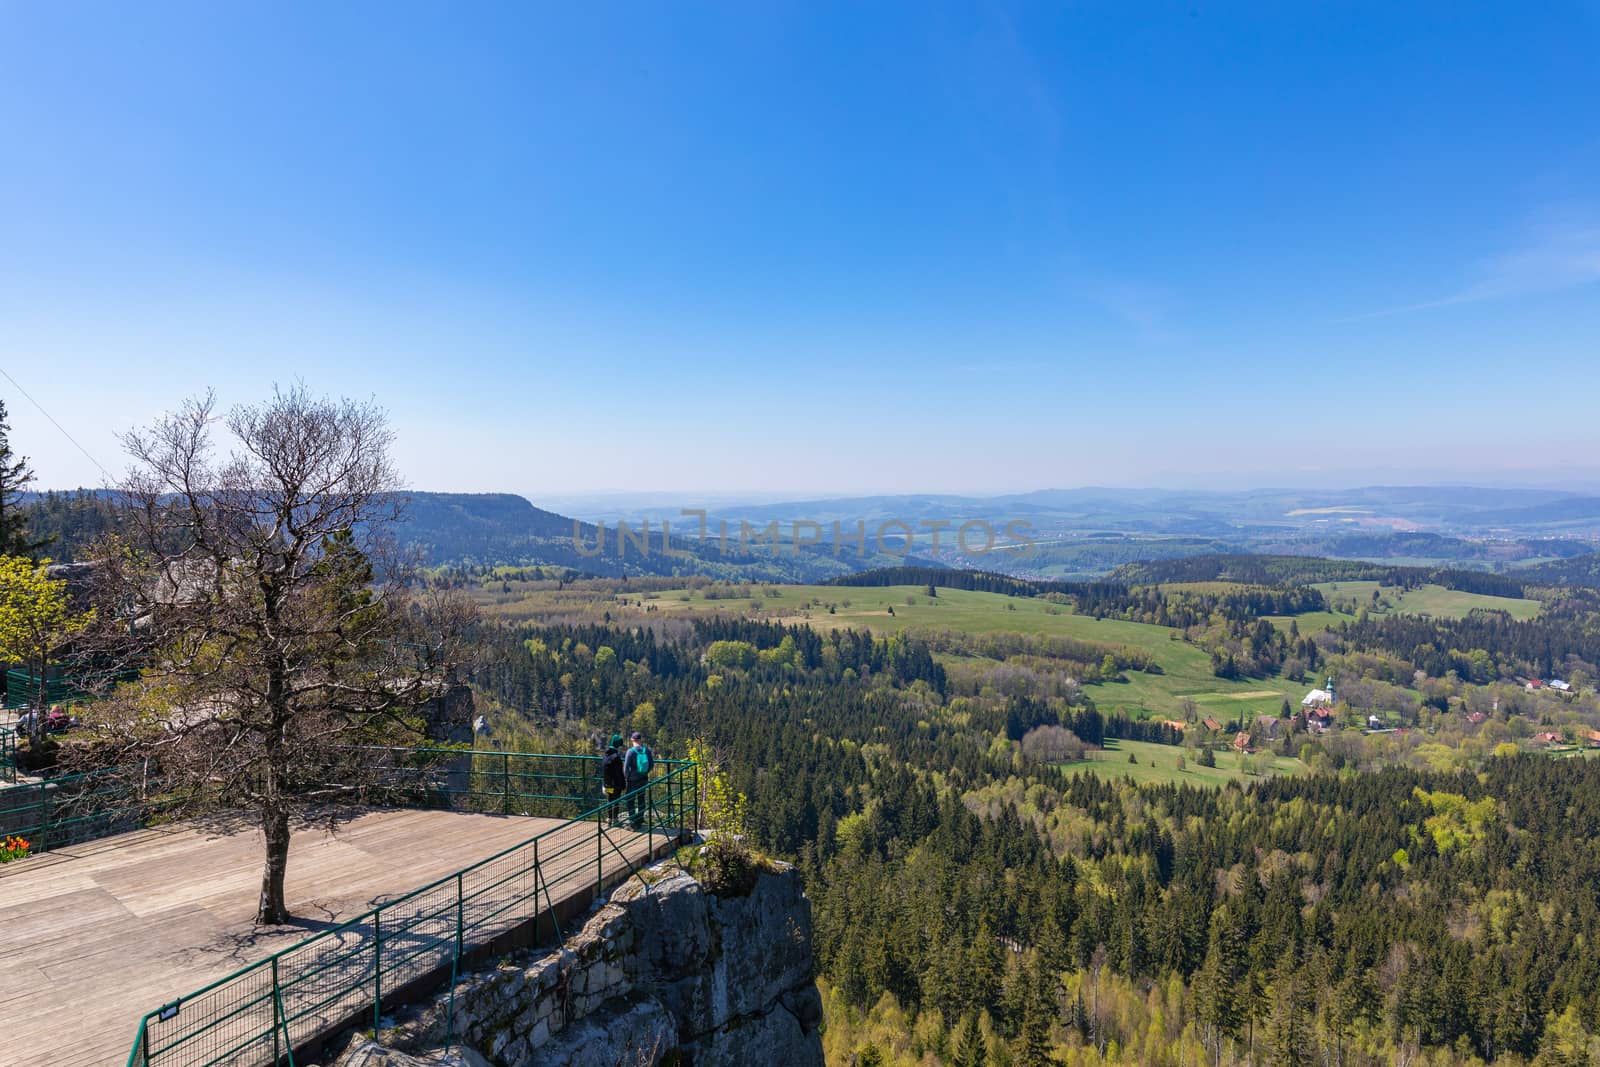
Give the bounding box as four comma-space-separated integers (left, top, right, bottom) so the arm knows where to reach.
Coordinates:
1020, 724, 1086, 764
89, 386, 476, 924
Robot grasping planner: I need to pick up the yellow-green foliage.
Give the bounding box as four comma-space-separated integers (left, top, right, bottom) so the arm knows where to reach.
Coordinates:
705, 639, 757, 671
687, 738, 747, 835
1414, 788, 1497, 853
0, 555, 94, 692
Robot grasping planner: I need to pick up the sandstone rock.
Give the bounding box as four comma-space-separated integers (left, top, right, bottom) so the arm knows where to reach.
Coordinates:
337, 1036, 492, 1067
518, 993, 674, 1067
354, 861, 821, 1067
679, 998, 822, 1067
611, 871, 711, 981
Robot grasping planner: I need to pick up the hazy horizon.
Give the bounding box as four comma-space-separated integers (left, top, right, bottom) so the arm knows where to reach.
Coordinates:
22, 469, 1600, 505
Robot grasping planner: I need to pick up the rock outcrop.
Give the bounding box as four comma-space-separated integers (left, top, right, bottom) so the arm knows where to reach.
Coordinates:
339, 861, 823, 1067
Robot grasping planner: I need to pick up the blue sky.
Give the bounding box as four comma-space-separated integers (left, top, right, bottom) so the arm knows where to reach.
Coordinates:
3, 2, 1599, 497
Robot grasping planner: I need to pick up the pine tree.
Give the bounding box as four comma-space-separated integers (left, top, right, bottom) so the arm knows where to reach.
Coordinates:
1264, 952, 1312, 1066
0, 400, 46, 557
1016, 954, 1056, 1067
965, 919, 1002, 1016
1018, 1000, 1052, 1067
1193, 907, 1245, 1067
854, 1044, 885, 1067
956, 1010, 987, 1067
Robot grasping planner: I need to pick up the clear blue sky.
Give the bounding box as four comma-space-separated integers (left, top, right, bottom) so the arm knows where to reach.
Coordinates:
4, 2, 1599, 497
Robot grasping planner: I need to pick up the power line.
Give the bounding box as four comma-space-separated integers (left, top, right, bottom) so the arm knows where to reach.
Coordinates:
0, 365, 117, 484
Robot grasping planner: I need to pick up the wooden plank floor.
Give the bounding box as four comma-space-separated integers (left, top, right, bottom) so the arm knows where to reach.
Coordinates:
0, 809, 666, 1067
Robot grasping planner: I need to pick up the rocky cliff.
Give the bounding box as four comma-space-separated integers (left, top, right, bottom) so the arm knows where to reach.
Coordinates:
334, 860, 824, 1067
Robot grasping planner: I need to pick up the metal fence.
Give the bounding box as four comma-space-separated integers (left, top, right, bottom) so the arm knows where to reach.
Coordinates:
0, 763, 165, 848
0, 747, 692, 853
351, 747, 677, 819
120, 754, 698, 1067
0, 725, 14, 784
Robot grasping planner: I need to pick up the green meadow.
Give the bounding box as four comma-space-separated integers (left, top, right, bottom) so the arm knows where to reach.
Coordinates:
1055, 737, 1305, 788
638, 584, 1315, 720
1310, 581, 1542, 620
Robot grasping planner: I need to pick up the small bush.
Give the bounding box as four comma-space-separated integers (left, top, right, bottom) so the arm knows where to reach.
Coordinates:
695, 834, 761, 896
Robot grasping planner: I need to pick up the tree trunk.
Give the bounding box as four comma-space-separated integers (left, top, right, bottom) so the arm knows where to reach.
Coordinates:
257, 806, 291, 924
28, 655, 49, 745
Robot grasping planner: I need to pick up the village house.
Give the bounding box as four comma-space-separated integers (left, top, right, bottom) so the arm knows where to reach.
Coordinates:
1549, 679, 1572, 692
1233, 731, 1252, 754
1202, 717, 1223, 732
1466, 711, 1488, 725
1305, 707, 1336, 733
1255, 715, 1280, 739
1301, 688, 1334, 708
1532, 731, 1563, 746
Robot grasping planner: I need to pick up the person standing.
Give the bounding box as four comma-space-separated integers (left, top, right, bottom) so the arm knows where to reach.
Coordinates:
624, 731, 653, 828
600, 733, 626, 825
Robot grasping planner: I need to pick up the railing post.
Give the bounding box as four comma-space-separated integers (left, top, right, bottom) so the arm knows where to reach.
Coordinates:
38, 781, 49, 851
372, 910, 383, 1033
647, 780, 654, 859
596, 817, 604, 899
448, 871, 463, 1048
272, 955, 282, 1065
501, 752, 510, 815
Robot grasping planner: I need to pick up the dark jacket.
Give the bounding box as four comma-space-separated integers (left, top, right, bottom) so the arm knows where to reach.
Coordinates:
624, 744, 653, 782
601, 747, 626, 791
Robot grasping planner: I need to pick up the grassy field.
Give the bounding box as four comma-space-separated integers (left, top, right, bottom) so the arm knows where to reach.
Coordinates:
474, 580, 1353, 721
626, 583, 1315, 719
1311, 581, 1542, 620
1056, 738, 1305, 787
1261, 609, 1353, 635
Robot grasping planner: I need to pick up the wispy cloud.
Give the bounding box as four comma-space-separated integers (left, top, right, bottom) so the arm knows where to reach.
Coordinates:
1345, 212, 1600, 321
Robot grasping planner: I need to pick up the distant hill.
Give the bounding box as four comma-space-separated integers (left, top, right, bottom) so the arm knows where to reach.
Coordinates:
397, 492, 586, 563
24, 486, 1600, 582
395, 492, 910, 580
1468, 496, 1600, 527
1109, 553, 1527, 597
1514, 553, 1600, 589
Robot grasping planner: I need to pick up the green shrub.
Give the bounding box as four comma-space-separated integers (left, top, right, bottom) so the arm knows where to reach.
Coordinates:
696, 834, 761, 896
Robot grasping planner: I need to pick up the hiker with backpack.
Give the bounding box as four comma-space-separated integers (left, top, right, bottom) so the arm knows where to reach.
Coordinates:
600, 733, 627, 825
624, 730, 653, 828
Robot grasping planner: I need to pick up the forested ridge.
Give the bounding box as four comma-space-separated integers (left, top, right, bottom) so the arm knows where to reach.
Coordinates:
1110, 555, 1528, 599
473, 610, 1600, 1065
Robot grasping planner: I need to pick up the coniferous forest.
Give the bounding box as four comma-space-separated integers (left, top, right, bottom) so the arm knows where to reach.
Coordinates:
469, 608, 1600, 1067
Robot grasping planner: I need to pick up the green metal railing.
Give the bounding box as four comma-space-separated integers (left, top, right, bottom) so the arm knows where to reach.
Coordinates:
120, 754, 698, 1067
0, 763, 168, 849
0, 725, 14, 784
4, 666, 84, 708
0, 747, 693, 854
351, 747, 694, 821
